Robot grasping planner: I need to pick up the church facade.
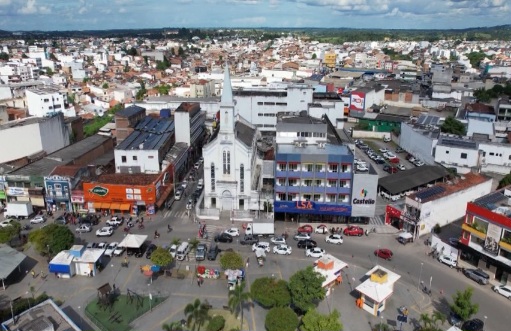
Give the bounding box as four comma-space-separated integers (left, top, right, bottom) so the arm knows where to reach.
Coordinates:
202, 66, 260, 211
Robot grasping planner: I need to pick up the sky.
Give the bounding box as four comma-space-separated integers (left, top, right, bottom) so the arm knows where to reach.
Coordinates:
0, 0, 510, 31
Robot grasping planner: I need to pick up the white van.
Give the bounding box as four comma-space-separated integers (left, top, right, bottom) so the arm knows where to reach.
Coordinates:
176, 242, 190, 261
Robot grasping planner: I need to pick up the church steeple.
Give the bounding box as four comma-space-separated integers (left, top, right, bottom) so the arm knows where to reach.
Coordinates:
220, 63, 235, 134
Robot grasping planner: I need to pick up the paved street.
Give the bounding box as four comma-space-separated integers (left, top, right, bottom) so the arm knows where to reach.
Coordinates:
1, 174, 509, 331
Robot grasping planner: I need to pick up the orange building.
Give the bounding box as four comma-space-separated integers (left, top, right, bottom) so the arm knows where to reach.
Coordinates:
83, 172, 173, 216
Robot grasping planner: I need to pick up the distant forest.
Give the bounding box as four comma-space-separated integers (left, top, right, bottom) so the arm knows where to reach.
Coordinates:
1, 25, 511, 42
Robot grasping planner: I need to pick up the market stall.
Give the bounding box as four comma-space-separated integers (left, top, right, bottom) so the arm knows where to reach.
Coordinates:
355, 265, 401, 316
313, 254, 348, 291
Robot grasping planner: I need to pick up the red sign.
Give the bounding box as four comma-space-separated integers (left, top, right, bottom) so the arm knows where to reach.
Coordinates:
296, 201, 314, 210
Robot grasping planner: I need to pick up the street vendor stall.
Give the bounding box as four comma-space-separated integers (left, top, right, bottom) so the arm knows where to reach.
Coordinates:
225, 269, 245, 290
313, 254, 348, 292
355, 265, 401, 316
197, 265, 220, 279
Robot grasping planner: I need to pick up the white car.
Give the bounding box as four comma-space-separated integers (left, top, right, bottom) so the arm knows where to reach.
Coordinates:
293, 232, 311, 241
181, 180, 188, 189
383, 137, 391, 143
97, 242, 107, 251
273, 244, 292, 255
175, 189, 183, 201
492, 284, 511, 299
104, 242, 118, 257
106, 216, 123, 226
30, 215, 46, 224
96, 226, 114, 237
356, 164, 369, 172
379, 148, 390, 153
0, 219, 15, 228
438, 255, 457, 268
315, 226, 329, 234
397, 164, 406, 171
252, 242, 270, 253
194, 162, 200, 169
75, 224, 92, 233
415, 160, 425, 166
168, 244, 177, 258
325, 234, 344, 245
271, 236, 286, 245
224, 228, 240, 237
306, 247, 325, 258
113, 246, 125, 257
384, 152, 396, 159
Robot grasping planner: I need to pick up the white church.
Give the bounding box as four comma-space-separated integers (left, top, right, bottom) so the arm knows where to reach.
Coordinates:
202, 65, 261, 211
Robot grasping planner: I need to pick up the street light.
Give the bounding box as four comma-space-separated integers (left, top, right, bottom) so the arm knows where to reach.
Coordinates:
418, 262, 424, 290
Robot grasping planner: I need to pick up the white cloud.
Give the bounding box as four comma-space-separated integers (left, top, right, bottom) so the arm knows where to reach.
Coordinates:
17, 0, 51, 15
232, 16, 267, 24
0, 0, 11, 6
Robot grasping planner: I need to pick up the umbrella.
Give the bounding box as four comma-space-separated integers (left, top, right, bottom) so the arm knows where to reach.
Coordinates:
143, 270, 154, 277
151, 265, 160, 272
141, 265, 151, 272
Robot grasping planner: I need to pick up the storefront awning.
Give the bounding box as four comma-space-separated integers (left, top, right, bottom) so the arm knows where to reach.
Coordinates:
120, 204, 131, 211
100, 203, 111, 209
110, 203, 121, 210
93, 202, 102, 209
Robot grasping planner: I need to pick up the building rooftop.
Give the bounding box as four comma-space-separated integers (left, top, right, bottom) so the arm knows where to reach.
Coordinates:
175, 102, 201, 118
437, 136, 478, 150
115, 105, 146, 118
473, 186, 511, 217
235, 119, 257, 147
95, 173, 159, 185
378, 165, 450, 195
27, 86, 62, 95
1, 299, 81, 331
0, 113, 62, 130
49, 165, 85, 177
356, 265, 401, 303
116, 117, 174, 151
277, 142, 350, 155
145, 96, 220, 103
164, 142, 189, 163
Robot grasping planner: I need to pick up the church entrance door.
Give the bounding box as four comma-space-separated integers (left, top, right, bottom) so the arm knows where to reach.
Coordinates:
221, 190, 233, 211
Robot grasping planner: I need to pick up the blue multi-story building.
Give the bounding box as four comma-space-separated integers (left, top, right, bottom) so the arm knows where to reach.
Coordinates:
44, 165, 90, 212
273, 114, 378, 223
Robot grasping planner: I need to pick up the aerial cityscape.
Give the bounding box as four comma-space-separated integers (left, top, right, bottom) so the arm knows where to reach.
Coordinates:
0, 2, 511, 331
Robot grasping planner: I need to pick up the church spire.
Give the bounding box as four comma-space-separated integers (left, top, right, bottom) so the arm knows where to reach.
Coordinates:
221, 63, 233, 106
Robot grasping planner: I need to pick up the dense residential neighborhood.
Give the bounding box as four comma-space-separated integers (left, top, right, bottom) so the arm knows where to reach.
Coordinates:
0, 29, 511, 331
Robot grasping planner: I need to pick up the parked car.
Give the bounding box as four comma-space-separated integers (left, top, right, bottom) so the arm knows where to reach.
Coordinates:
86, 242, 98, 249
297, 239, 317, 249
30, 215, 46, 224
397, 164, 406, 171
175, 189, 183, 201
240, 235, 259, 245
104, 242, 118, 257
0, 219, 17, 228
181, 180, 188, 189
54, 216, 68, 225
325, 234, 344, 245
306, 247, 325, 258
75, 224, 92, 233
383, 165, 398, 174
463, 268, 489, 285
448, 237, 459, 247
297, 225, 313, 233
438, 255, 457, 268
186, 199, 193, 210
214, 233, 233, 243
168, 244, 177, 258
273, 244, 292, 255
343, 226, 364, 236
492, 284, 511, 299
207, 244, 220, 261
113, 246, 125, 257
314, 224, 329, 234
395, 147, 405, 153
194, 162, 200, 169
106, 216, 123, 227
448, 312, 462, 327
145, 244, 157, 259
96, 226, 114, 237
379, 148, 390, 153
374, 248, 393, 260
461, 319, 484, 331
356, 164, 369, 172
252, 242, 270, 253
224, 228, 240, 237
270, 236, 286, 245
293, 232, 311, 241
97, 242, 107, 251
383, 137, 391, 143
127, 244, 147, 258
195, 243, 207, 261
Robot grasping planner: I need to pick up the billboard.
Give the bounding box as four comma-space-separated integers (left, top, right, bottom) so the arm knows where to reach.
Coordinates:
483, 223, 502, 256
351, 173, 378, 217
350, 91, 365, 111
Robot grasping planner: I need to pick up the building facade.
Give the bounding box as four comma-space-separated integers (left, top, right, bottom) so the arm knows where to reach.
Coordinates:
44, 166, 90, 212
114, 105, 146, 144
173, 102, 206, 159
26, 86, 66, 117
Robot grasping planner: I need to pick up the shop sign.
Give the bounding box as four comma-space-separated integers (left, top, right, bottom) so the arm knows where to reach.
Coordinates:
352, 188, 375, 205
7, 187, 26, 196
89, 186, 109, 197
71, 195, 84, 203
274, 201, 351, 216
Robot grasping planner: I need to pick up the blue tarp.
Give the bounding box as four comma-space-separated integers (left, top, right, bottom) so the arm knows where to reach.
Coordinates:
48, 263, 71, 274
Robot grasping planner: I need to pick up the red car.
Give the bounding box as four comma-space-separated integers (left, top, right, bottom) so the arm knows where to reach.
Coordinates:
297, 225, 313, 233
343, 226, 364, 236
374, 248, 393, 260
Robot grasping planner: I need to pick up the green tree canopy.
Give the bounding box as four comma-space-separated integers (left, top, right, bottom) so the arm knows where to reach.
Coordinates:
301, 308, 343, 331
150, 247, 173, 267
440, 116, 466, 136
0, 52, 9, 61
250, 277, 290, 309
265, 307, 299, 331
206, 315, 225, 331
0, 221, 21, 244
219, 250, 243, 270
498, 172, 511, 189
288, 266, 326, 313
184, 298, 210, 331
450, 287, 479, 322
102, 83, 109, 89
157, 84, 171, 95
28, 224, 74, 255
162, 321, 183, 331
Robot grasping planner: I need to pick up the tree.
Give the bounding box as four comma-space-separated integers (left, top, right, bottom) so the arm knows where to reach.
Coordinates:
228, 281, 251, 330
0, 52, 9, 61
162, 321, 183, 331
184, 299, 210, 331
418, 311, 446, 331
265, 307, 299, 331
0, 221, 21, 244
206, 315, 225, 331
311, 53, 317, 59
28, 224, 74, 255
450, 287, 479, 322
45, 67, 53, 76
440, 116, 466, 136
498, 172, 511, 189
102, 83, 109, 89
219, 250, 243, 270
301, 308, 343, 331
250, 277, 290, 308
150, 247, 173, 267
288, 266, 326, 313
171, 237, 182, 246
189, 238, 200, 252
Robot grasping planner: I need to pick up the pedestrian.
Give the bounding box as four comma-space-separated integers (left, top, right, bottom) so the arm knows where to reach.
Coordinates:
54, 272, 58, 278
31, 270, 35, 278
197, 278, 201, 287
89, 270, 93, 277
246, 257, 250, 268
200, 277, 204, 286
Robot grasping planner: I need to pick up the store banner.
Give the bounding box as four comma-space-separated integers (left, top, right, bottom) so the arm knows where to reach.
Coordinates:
484, 223, 502, 256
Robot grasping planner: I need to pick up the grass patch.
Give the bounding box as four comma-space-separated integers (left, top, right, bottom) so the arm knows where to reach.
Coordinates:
85, 294, 166, 331
205, 309, 249, 331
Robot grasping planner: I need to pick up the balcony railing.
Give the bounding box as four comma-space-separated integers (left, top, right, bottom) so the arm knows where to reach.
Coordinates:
462, 223, 487, 239
499, 240, 511, 252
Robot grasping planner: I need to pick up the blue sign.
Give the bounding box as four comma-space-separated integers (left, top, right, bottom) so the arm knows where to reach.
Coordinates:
274, 201, 351, 216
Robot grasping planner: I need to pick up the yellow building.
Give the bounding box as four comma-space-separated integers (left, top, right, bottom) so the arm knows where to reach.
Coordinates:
324, 52, 337, 68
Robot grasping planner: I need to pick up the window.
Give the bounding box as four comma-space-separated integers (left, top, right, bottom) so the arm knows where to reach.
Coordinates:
461, 153, 467, 159
55, 184, 61, 190
278, 193, 286, 201
338, 194, 347, 202
329, 164, 338, 172
327, 194, 336, 202
287, 194, 296, 201
288, 179, 297, 186
240, 164, 244, 193
339, 180, 347, 188
306, 164, 314, 172
313, 194, 321, 201
133, 156, 138, 161
148, 156, 154, 159
446, 150, 449, 154
277, 179, 286, 186
315, 180, 322, 187
47, 185, 52, 192
341, 164, 348, 172
315, 164, 323, 172
223, 150, 231, 175
489, 152, 495, 156
304, 180, 313, 187
121, 156, 127, 163
303, 194, 311, 201
328, 180, 337, 187
288, 164, 298, 171
211, 163, 215, 192
277, 164, 287, 171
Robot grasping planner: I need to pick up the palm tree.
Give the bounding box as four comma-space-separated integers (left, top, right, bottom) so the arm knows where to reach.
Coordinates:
162, 321, 183, 331
171, 238, 182, 246
420, 313, 433, 330
228, 281, 251, 329
184, 298, 210, 331
431, 311, 446, 328
189, 238, 200, 251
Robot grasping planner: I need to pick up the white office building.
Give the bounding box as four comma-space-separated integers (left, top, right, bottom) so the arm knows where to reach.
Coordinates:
26, 86, 67, 117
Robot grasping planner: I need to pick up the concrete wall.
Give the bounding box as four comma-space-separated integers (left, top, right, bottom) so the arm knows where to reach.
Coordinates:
399, 123, 436, 164
115, 149, 159, 173
434, 145, 479, 168
174, 111, 191, 145
351, 130, 390, 140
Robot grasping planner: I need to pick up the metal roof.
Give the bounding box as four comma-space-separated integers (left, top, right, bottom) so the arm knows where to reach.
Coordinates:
0, 245, 26, 280
378, 165, 449, 195
117, 117, 175, 151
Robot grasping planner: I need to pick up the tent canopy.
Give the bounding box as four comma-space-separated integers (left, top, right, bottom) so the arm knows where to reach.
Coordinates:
118, 234, 148, 248
0, 244, 27, 280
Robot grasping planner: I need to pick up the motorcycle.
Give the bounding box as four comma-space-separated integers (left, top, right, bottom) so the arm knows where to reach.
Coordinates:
127, 221, 134, 228
138, 223, 145, 230
154, 231, 160, 239
123, 227, 131, 233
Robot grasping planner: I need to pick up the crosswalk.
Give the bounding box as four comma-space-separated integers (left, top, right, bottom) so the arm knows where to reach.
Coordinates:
369, 215, 385, 226
163, 210, 192, 219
